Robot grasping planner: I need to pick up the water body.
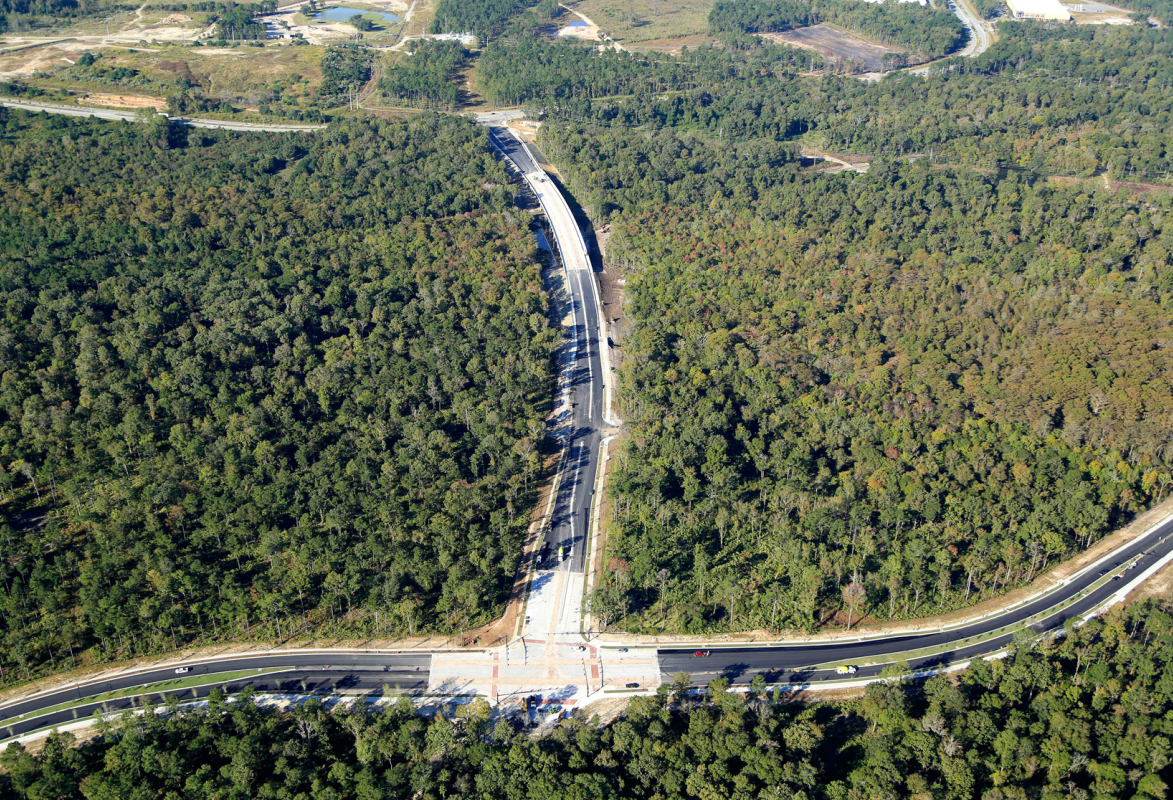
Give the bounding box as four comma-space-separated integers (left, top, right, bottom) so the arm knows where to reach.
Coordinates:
565, 19, 588, 26
315, 6, 401, 22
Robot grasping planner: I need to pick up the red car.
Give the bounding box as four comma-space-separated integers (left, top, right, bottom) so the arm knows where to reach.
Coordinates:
693, 650, 710, 658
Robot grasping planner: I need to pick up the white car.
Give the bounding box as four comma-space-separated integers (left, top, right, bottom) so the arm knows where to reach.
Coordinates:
835, 665, 858, 675
174, 667, 190, 675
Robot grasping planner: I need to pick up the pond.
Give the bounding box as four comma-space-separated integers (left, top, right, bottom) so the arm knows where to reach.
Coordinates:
565, 20, 587, 26
315, 6, 401, 22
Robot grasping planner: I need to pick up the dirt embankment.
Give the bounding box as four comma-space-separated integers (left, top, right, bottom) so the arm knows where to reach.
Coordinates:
79, 92, 167, 109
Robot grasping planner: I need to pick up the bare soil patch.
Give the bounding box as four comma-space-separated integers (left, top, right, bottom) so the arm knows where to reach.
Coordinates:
79, 92, 166, 109
0, 41, 88, 78
1124, 559, 1173, 604
577, 695, 631, 722
1047, 173, 1173, 198
762, 24, 909, 71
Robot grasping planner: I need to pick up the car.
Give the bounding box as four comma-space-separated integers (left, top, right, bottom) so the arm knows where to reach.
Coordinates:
174, 667, 190, 674
524, 615, 532, 625
625, 682, 640, 688
693, 650, 710, 658
577, 646, 586, 652
616, 648, 628, 653
836, 665, 858, 675
536, 554, 542, 564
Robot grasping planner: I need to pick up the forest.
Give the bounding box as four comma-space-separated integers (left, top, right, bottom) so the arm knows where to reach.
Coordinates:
1126, 0, 1173, 25
0, 109, 556, 681
479, 35, 830, 107
709, 0, 965, 56
318, 46, 374, 107
538, 118, 1173, 633
4, 599, 1172, 800
429, 0, 560, 41
379, 40, 468, 110
214, 4, 268, 40
519, 23, 1173, 182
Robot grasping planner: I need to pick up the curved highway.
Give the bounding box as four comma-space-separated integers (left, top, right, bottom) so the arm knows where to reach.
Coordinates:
487, 126, 608, 577
1, 653, 430, 741
952, 0, 992, 58
662, 512, 1173, 685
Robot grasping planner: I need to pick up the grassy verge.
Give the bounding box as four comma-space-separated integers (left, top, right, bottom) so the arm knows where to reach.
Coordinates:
1, 668, 291, 728
808, 565, 1131, 674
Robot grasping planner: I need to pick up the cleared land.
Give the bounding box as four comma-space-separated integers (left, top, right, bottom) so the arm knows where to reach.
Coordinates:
762, 24, 909, 71
567, 0, 715, 43
0, 43, 326, 112
626, 31, 716, 53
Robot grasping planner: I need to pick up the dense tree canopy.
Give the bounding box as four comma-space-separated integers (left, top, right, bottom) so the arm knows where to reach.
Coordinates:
379, 40, 468, 110
4, 599, 1173, 800
429, 0, 560, 41
479, 35, 828, 107
0, 109, 556, 680
539, 120, 1173, 633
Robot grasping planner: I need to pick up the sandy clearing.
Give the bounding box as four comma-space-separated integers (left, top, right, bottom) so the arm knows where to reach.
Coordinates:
1124, 557, 1173, 603
761, 25, 909, 72
559, 4, 625, 51
80, 92, 167, 110
0, 42, 80, 77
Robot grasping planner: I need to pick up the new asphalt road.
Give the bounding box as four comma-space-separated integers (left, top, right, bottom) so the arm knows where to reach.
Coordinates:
486, 126, 605, 576
0, 653, 431, 741
661, 512, 1173, 685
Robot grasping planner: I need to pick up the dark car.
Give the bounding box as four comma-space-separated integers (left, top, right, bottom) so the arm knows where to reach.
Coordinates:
625, 682, 640, 688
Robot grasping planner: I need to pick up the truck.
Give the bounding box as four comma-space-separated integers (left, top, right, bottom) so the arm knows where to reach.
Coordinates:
558, 545, 565, 561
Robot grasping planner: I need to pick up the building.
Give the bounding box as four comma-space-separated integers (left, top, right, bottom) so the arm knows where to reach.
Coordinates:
1006, 0, 1072, 19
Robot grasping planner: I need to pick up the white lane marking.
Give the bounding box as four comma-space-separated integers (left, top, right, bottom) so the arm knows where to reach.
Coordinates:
567, 441, 584, 571
578, 244, 612, 425
576, 270, 595, 421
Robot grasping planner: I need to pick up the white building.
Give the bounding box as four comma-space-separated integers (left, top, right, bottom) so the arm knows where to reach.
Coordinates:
1006, 0, 1072, 19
